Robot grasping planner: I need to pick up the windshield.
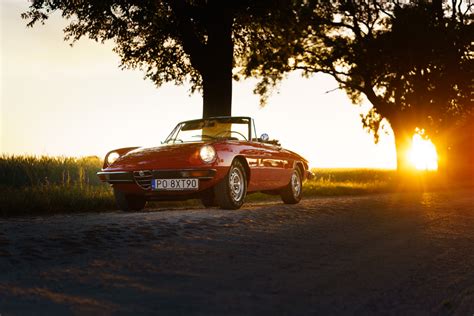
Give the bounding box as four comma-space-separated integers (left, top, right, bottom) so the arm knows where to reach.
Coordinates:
164, 117, 252, 144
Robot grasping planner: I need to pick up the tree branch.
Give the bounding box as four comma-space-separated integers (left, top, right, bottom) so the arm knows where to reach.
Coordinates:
164, 0, 207, 73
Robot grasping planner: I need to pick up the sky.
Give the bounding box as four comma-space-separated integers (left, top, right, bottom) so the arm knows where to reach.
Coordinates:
0, 0, 397, 169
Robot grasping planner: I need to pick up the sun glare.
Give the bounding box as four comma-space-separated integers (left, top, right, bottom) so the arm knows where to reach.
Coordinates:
407, 132, 438, 171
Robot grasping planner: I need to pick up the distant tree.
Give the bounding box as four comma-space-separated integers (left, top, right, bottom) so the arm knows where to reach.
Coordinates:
23, 0, 296, 118
244, 0, 473, 170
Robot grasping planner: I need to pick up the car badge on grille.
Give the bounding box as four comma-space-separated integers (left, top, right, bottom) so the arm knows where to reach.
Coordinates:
138, 170, 146, 177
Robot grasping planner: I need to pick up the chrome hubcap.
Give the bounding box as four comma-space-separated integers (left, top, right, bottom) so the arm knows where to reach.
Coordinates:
291, 171, 301, 198
229, 167, 244, 202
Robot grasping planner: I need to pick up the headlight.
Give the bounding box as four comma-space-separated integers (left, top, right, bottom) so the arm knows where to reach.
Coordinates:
106, 152, 120, 166
199, 145, 216, 163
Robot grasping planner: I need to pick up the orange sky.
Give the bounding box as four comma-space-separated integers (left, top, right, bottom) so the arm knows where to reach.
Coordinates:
0, 0, 397, 169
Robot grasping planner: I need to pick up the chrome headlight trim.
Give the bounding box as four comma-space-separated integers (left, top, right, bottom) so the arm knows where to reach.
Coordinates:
106, 151, 120, 166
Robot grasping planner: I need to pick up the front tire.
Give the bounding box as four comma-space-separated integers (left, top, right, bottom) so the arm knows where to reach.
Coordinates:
215, 160, 247, 210
280, 168, 303, 204
113, 188, 146, 212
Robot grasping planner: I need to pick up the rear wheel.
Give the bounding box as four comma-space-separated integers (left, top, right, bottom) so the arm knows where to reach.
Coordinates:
215, 160, 247, 210
280, 168, 303, 204
113, 188, 146, 211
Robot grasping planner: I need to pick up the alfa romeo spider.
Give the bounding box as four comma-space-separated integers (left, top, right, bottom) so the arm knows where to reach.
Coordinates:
97, 116, 312, 210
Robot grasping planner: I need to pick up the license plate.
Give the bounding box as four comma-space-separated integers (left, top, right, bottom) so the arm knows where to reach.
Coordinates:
151, 178, 199, 191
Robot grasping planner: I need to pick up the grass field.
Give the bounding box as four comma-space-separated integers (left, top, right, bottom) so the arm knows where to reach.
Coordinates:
0, 155, 114, 216
0, 155, 445, 216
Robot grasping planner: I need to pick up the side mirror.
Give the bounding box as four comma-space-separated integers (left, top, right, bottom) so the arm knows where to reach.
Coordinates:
260, 133, 269, 142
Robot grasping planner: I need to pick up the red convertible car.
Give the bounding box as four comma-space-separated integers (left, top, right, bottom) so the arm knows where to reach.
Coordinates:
98, 116, 312, 210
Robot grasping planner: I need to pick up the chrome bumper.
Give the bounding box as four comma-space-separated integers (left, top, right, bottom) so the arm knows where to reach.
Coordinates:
97, 169, 217, 184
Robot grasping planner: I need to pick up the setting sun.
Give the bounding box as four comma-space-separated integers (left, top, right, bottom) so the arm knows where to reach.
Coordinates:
407, 132, 438, 171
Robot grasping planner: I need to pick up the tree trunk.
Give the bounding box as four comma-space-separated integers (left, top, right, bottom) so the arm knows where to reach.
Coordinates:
431, 133, 448, 175
390, 119, 414, 172
201, 10, 233, 118
361, 88, 413, 171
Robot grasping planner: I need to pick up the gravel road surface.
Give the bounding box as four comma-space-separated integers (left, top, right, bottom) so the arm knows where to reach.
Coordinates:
1, 189, 473, 315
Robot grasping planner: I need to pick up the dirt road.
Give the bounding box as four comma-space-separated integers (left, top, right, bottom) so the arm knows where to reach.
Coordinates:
1, 189, 473, 315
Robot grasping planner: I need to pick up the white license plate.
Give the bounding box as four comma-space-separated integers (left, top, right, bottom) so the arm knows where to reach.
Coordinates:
151, 178, 199, 191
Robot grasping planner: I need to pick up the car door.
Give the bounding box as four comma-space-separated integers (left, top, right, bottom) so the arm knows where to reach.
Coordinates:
258, 142, 293, 188
240, 141, 292, 191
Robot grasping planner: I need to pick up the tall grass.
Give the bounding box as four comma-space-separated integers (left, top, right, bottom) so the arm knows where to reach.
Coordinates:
311, 168, 396, 183
303, 168, 395, 196
0, 155, 103, 187
0, 185, 115, 216
0, 155, 115, 216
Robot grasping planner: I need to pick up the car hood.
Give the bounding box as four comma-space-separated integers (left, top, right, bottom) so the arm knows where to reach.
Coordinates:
106, 142, 209, 171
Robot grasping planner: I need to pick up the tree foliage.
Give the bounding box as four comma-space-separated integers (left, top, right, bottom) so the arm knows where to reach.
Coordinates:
244, 0, 473, 168
23, 0, 298, 117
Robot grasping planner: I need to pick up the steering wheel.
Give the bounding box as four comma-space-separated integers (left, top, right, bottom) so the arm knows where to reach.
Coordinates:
215, 130, 248, 141
164, 138, 183, 144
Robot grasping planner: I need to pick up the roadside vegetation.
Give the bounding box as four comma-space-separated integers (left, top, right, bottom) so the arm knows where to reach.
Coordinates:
0, 155, 451, 217
0, 155, 115, 216
304, 169, 396, 196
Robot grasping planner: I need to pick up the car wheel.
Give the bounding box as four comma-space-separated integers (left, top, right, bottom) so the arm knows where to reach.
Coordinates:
281, 168, 303, 204
215, 160, 247, 210
113, 188, 146, 211
201, 190, 217, 207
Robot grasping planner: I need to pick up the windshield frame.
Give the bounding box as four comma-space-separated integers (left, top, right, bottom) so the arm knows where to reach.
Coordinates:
164, 116, 253, 144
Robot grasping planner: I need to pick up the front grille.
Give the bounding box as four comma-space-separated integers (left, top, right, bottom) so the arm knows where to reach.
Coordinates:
133, 170, 153, 190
